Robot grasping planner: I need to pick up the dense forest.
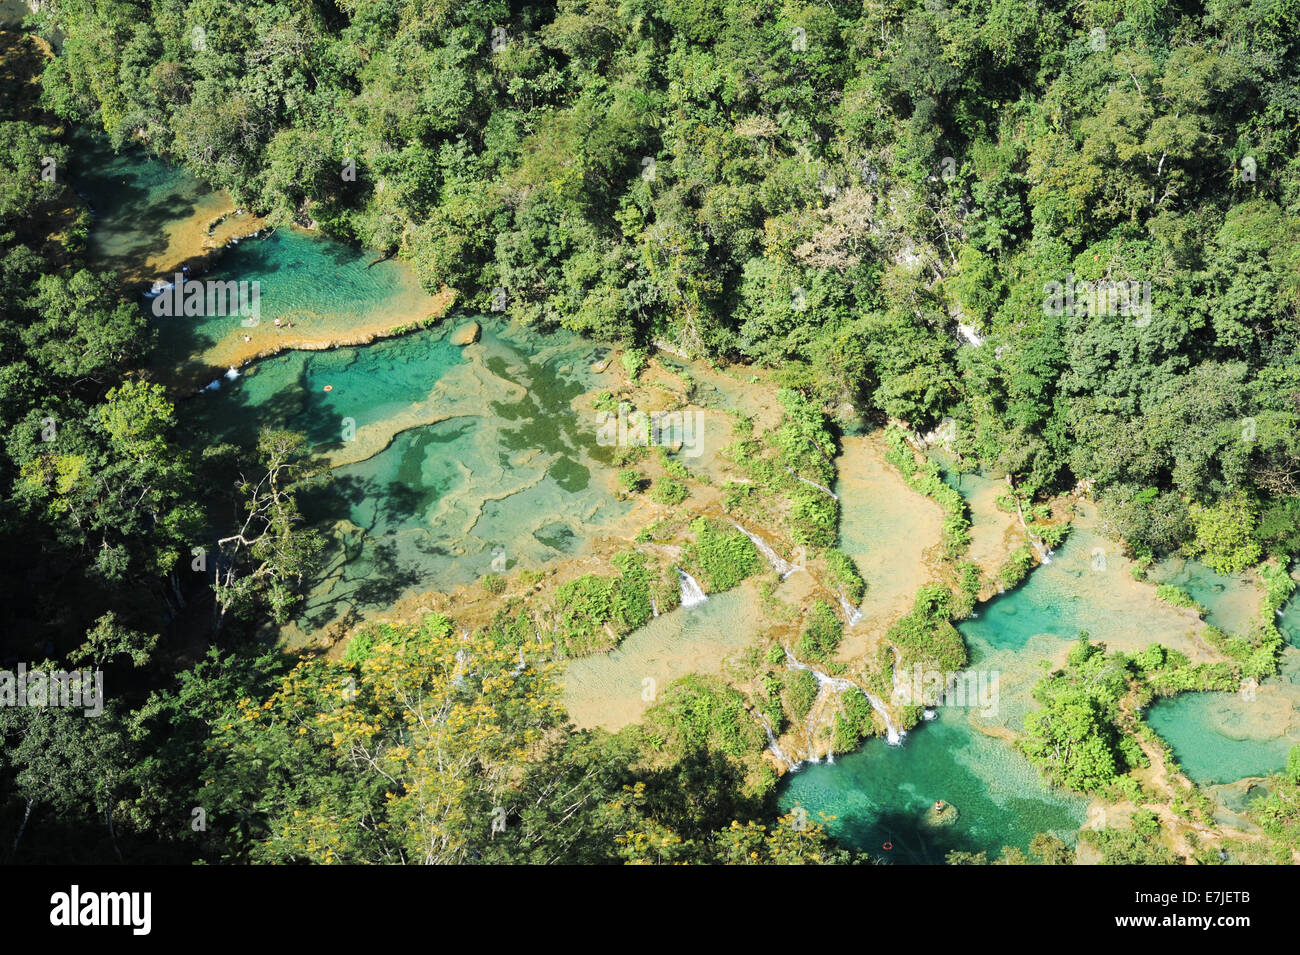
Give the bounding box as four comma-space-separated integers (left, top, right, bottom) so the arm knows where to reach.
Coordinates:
39, 0, 1300, 562
1, 0, 1299, 863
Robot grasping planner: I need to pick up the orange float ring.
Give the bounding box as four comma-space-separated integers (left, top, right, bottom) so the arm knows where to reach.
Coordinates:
882, 841, 893, 851
323, 385, 333, 392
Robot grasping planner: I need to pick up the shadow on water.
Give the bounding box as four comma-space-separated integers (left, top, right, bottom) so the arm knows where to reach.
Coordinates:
73, 133, 212, 272
180, 312, 632, 636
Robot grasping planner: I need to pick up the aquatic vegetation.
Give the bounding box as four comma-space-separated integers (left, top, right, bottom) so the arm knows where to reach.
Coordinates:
1201, 618, 1284, 681
1154, 584, 1208, 616
1082, 812, 1181, 865
1246, 747, 1300, 862
821, 548, 866, 604
552, 570, 655, 657
681, 517, 760, 593
641, 675, 767, 773
886, 585, 968, 675
997, 545, 1037, 590
1019, 639, 1136, 794
1133, 645, 1237, 697
831, 690, 878, 753
785, 669, 819, 721
795, 601, 842, 663
1259, 561, 1299, 613
649, 476, 688, 506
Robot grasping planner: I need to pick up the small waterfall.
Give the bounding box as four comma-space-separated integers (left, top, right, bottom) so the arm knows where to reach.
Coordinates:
1013, 488, 1053, 565
838, 593, 863, 627
650, 596, 660, 618
757, 711, 799, 770
805, 693, 825, 763
866, 691, 904, 745
786, 467, 838, 500
786, 649, 905, 747
677, 568, 707, 608
730, 522, 800, 578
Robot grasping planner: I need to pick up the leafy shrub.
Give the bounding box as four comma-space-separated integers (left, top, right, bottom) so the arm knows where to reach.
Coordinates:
785, 668, 819, 719
620, 347, 647, 379
553, 561, 657, 655
684, 518, 759, 592
832, 689, 877, 752
1154, 584, 1206, 615
823, 548, 865, 603
998, 545, 1036, 589
645, 674, 765, 761
795, 600, 842, 661
650, 477, 688, 506
1259, 562, 1298, 613
789, 486, 838, 548
887, 585, 968, 673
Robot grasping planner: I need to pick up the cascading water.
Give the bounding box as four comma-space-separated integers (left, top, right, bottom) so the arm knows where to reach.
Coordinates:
838, 593, 863, 627
677, 568, 708, 608
785, 649, 905, 749
757, 710, 798, 768
730, 522, 800, 578
786, 467, 838, 500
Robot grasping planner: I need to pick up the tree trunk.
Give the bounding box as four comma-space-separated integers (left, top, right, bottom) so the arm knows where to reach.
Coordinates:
106, 804, 124, 863
11, 797, 34, 859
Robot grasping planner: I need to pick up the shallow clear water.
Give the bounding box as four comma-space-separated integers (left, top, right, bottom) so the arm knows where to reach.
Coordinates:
188, 317, 629, 638
563, 586, 765, 731
79, 137, 634, 639
780, 709, 1088, 863
831, 434, 942, 661
1145, 677, 1300, 785
186, 319, 468, 448
779, 510, 1218, 862
1144, 574, 1300, 786
75, 133, 228, 280
1146, 557, 1260, 636
149, 228, 441, 383
92, 140, 1300, 847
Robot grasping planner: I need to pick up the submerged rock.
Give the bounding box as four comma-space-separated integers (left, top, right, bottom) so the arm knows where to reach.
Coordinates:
922, 800, 959, 828
450, 321, 481, 346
